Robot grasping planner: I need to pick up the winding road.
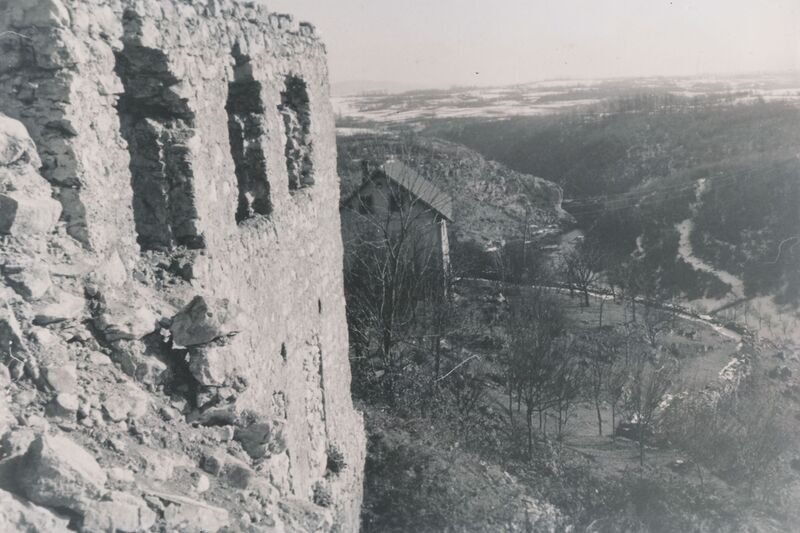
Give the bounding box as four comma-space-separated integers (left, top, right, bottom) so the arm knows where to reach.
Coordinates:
674, 178, 745, 300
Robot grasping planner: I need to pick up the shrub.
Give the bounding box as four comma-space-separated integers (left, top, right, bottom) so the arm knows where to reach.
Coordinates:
325, 444, 347, 477
313, 481, 333, 508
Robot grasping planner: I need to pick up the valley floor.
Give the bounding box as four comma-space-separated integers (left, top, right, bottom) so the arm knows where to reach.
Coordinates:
356, 278, 800, 532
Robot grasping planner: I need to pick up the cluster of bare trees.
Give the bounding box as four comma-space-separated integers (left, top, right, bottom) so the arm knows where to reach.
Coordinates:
561, 240, 604, 307
663, 372, 792, 498
503, 291, 580, 457
343, 164, 464, 403
501, 283, 682, 465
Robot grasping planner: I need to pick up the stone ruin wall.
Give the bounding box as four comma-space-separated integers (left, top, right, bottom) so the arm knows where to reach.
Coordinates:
0, 0, 365, 530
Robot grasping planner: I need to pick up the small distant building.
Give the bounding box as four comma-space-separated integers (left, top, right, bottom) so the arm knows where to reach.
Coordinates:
341, 161, 453, 290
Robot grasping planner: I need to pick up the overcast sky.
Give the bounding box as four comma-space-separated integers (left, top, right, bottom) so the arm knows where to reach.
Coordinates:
268, 0, 800, 92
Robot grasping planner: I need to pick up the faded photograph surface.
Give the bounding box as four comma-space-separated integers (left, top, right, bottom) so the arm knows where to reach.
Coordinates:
0, 0, 798, 531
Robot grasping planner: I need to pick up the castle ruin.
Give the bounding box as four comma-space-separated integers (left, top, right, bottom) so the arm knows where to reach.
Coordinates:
0, 0, 365, 530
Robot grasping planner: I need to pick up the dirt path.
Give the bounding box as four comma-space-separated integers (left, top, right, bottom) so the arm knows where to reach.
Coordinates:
674, 178, 745, 299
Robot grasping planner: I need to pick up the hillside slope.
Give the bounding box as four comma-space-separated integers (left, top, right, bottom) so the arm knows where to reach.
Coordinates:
430, 100, 800, 325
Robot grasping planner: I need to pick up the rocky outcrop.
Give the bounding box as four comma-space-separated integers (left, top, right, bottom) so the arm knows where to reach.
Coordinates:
0, 0, 365, 531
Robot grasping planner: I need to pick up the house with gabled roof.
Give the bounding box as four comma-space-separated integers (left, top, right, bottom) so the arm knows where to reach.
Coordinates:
341, 160, 453, 290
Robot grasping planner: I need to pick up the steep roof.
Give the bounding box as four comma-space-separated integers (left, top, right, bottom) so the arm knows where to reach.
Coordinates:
379, 161, 454, 221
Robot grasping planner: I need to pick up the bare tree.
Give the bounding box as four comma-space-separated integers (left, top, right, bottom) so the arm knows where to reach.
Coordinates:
562, 240, 604, 307
549, 339, 583, 438
505, 290, 570, 457
664, 377, 792, 497
608, 259, 647, 322
605, 357, 630, 442
583, 332, 620, 436
642, 306, 670, 348
623, 351, 679, 466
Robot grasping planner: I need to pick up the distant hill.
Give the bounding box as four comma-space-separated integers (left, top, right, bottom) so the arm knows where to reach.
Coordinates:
428, 98, 800, 333
333, 72, 800, 124
331, 80, 431, 97
336, 133, 572, 247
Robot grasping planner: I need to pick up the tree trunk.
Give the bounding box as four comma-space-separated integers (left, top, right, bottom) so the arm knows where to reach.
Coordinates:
526, 405, 533, 459
611, 404, 616, 442
696, 463, 704, 493
433, 334, 441, 380
595, 397, 603, 436
557, 405, 562, 436
639, 422, 645, 467
507, 381, 514, 425
381, 323, 392, 364
583, 289, 590, 307
598, 299, 604, 328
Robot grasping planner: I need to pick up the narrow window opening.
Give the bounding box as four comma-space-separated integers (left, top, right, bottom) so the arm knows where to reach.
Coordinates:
278, 76, 313, 192
280, 342, 287, 362
115, 22, 204, 252
318, 299, 322, 314
226, 45, 271, 223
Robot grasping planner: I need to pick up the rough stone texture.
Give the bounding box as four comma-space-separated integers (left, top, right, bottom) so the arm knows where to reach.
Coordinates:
149, 490, 230, 532
0, 0, 364, 529
170, 295, 246, 347
18, 434, 108, 509
0, 374, 13, 436
0, 307, 26, 367
0, 488, 71, 533
42, 361, 77, 394
0, 192, 61, 236
81, 491, 157, 533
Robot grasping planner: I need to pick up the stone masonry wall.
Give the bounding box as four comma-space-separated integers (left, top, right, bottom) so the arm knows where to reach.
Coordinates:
0, 0, 365, 531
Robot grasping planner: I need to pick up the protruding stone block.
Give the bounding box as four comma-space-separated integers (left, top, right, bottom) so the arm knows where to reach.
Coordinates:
81, 491, 157, 533
43, 361, 77, 394
171, 296, 246, 347
0, 306, 25, 358
147, 490, 229, 532
18, 434, 107, 510
0, 488, 71, 533
0, 114, 40, 167
0, 193, 61, 237
2, 261, 52, 301
94, 301, 158, 341
235, 416, 287, 459
33, 290, 85, 325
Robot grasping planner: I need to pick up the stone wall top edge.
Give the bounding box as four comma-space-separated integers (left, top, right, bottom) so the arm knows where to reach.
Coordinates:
62, 0, 322, 41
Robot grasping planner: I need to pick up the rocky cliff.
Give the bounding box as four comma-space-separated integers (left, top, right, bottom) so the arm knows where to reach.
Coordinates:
0, 1, 364, 531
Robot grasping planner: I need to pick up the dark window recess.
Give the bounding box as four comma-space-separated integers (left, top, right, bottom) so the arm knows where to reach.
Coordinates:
278, 76, 313, 192
357, 194, 374, 214
280, 342, 287, 362
115, 13, 204, 252
318, 299, 322, 314
226, 45, 271, 223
